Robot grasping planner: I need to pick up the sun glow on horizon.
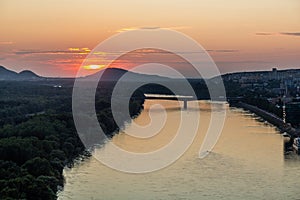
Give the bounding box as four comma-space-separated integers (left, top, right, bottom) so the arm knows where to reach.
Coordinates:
83, 64, 106, 70
1, 0, 300, 77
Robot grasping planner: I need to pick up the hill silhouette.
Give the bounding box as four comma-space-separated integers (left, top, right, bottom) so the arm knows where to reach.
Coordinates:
0, 65, 171, 82
86, 67, 171, 82
0, 66, 40, 80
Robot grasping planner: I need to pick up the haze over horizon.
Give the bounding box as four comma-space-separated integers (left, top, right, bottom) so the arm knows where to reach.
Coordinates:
1, 0, 300, 77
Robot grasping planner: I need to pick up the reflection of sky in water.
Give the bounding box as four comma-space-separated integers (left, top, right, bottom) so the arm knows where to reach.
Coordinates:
59, 100, 300, 200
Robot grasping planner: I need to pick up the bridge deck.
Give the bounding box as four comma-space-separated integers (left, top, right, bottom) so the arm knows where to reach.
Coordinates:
144, 94, 196, 101
144, 94, 196, 110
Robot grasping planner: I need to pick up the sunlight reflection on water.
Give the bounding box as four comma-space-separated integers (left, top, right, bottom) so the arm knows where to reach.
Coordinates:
58, 100, 300, 200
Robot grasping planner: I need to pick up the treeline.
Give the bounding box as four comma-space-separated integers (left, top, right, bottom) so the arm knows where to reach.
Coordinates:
0, 80, 145, 200
0, 81, 73, 126
0, 114, 85, 199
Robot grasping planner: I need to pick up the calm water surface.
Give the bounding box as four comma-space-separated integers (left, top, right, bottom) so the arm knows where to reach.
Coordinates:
58, 101, 300, 200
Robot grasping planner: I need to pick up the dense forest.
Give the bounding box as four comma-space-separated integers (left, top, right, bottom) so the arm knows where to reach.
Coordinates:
0, 80, 144, 200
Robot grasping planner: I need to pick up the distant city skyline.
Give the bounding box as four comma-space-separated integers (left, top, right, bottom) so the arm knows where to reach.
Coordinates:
0, 0, 300, 77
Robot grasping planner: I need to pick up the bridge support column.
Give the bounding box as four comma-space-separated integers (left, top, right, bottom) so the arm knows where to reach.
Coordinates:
183, 100, 187, 110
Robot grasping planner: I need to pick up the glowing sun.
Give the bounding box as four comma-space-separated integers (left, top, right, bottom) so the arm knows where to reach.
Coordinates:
83, 65, 106, 70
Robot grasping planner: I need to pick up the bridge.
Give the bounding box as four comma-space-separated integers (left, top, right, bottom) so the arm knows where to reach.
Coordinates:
144, 94, 197, 110
132, 94, 233, 110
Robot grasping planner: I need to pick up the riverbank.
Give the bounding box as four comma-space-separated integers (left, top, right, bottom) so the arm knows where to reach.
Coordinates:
232, 102, 299, 152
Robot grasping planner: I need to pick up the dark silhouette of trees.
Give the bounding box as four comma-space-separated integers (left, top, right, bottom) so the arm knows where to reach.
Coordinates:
0, 80, 145, 199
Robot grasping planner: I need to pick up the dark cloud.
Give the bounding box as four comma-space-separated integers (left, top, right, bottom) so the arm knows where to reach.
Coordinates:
280, 32, 300, 36
15, 48, 90, 55
256, 32, 300, 37
15, 50, 71, 55
216, 60, 273, 64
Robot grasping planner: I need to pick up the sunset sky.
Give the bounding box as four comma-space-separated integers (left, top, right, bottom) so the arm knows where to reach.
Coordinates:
0, 0, 300, 77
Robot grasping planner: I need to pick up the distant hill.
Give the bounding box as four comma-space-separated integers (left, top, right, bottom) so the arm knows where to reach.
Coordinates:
0, 66, 18, 80
19, 70, 40, 79
0, 66, 41, 80
0, 65, 171, 82
86, 67, 172, 82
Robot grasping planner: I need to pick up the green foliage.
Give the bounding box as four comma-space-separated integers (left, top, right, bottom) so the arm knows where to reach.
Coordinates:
0, 80, 145, 199
22, 157, 53, 177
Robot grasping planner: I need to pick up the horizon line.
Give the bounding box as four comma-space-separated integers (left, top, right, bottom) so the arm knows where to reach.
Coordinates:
1, 65, 299, 79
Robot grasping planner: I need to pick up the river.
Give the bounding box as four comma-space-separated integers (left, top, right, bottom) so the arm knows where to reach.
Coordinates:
58, 100, 300, 200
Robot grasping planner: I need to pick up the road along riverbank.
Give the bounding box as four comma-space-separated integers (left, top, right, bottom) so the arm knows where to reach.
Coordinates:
233, 102, 299, 153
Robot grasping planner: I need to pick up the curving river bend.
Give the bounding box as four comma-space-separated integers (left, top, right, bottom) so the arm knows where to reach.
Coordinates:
58, 100, 300, 200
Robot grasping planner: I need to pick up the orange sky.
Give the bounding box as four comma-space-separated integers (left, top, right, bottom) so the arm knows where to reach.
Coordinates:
0, 0, 300, 77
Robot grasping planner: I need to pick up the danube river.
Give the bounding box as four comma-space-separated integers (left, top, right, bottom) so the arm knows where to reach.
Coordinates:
58, 100, 300, 200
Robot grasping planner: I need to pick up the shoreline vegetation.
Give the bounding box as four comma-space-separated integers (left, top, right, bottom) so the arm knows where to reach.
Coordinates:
0, 80, 145, 200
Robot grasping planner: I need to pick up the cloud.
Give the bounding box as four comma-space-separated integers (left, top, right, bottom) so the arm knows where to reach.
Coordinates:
0, 41, 14, 45
166, 26, 191, 30
216, 60, 273, 64
140, 26, 161, 30
280, 32, 300, 36
207, 49, 239, 53
15, 47, 91, 55
255, 32, 274, 36
116, 26, 191, 33
117, 27, 163, 32
116, 27, 140, 32
255, 32, 300, 37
